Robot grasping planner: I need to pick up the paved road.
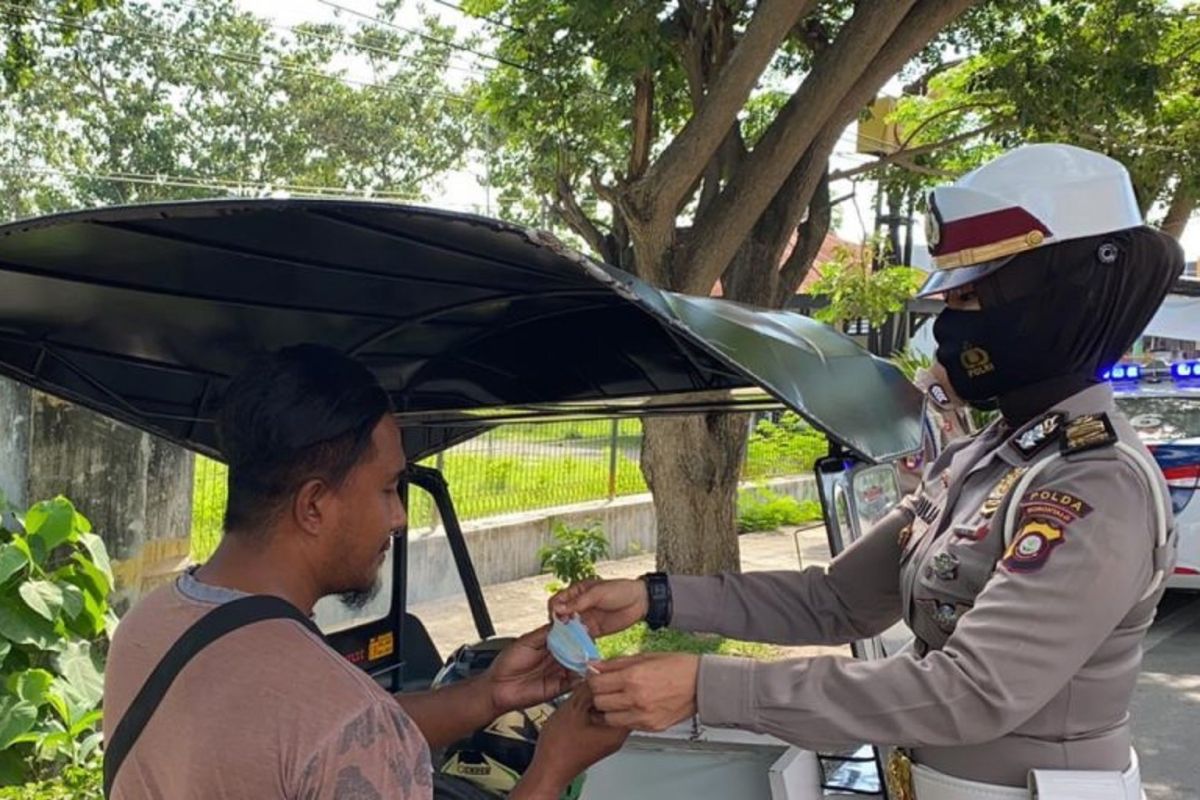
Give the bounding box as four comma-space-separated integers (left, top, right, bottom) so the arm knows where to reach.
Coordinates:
412, 527, 1200, 797
1133, 591, 1200, 799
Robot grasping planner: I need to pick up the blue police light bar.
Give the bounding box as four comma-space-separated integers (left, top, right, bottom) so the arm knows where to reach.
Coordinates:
1127, 366, 1141, 379
1175, 362, 1195, 378
1113, 366, 1127, 380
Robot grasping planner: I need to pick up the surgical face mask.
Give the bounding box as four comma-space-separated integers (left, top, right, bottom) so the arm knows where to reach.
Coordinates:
547, 614, 601, 675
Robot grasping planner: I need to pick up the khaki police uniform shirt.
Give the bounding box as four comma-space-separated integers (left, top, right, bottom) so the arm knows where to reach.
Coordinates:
670, 383, 1173, 787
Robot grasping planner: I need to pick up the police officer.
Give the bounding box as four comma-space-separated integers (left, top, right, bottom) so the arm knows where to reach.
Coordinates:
550, 144, 1185, 799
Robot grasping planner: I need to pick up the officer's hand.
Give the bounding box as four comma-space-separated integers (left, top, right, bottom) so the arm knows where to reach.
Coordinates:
512, 687, 629, 800
586, 652, 699, 732
549, 578, 648, 637
486, 625, 576, 716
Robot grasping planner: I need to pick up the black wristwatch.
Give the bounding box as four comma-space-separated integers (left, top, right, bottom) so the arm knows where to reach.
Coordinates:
641, 572, 672, 630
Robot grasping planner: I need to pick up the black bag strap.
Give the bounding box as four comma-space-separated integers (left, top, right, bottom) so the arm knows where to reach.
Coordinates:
103, 595, 322, 798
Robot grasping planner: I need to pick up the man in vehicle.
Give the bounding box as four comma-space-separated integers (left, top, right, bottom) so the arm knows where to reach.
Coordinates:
103, 344, 625, 799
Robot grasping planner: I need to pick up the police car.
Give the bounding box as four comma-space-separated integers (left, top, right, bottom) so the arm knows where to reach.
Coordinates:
1110, 361, 1200, 591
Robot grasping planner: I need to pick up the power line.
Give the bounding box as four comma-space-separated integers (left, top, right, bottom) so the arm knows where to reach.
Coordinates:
315, 0, 532, 72
168, 0, 489, 80
429, 0, 525, 34
1, 163, 485, 209
0, 1, 472, 105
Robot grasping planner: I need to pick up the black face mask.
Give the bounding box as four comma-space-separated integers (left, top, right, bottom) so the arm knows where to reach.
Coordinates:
932, 228, 1184, 413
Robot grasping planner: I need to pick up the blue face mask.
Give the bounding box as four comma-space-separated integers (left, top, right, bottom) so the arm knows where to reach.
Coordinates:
547, 615, 601, 675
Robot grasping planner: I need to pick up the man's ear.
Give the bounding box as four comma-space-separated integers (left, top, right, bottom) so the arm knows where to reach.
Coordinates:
293, 478, 332, 537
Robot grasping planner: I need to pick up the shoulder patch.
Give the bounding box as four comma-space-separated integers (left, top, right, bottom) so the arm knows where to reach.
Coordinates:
1062, 413, 1117, 455
1002, 519, 1067, 573
1019, 488, 1093, 525
1012, 412, 1067, 459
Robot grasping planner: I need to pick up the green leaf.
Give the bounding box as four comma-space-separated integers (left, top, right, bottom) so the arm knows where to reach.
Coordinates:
19, 580, 64, 622
12, 668, 55, 706
0, 640, 9, 665
0, 544, 26, 586
57, 641, 104, 714
0, 696, 38, 749
69, 709, 102, 738
70, 552, 111, 599
78, 533, 113, 588
60, 581, 85, 619
0, 749, 25, 785
24, 497, 77, 555
0, 595, 56, 649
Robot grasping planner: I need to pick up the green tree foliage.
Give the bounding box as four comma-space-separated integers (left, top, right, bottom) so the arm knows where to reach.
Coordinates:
460, 0, 983, 574
0, 0, 471, 219
0, 495, 111, 786
808, 240, 925, 329
1, 0, 118, 92
888, 0, 1200, 237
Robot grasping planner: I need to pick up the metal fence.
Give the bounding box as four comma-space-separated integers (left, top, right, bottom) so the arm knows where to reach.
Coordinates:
191, 415, 825, 560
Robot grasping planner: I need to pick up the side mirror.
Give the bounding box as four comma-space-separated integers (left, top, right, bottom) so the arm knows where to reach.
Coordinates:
815, 456, 902, 555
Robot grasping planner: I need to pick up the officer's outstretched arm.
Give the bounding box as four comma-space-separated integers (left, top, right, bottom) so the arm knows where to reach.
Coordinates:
667, 503, 912, 646
689, 453, 1155, 749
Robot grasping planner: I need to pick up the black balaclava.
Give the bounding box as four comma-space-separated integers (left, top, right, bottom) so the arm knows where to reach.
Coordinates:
933, 226, 1184, 424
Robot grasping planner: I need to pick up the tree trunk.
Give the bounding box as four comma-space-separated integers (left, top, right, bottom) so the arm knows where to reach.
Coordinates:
641, 413, 749, 575
1161, 183, 1196, 241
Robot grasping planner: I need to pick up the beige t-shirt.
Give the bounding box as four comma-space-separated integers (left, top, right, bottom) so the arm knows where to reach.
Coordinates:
103, 571, 433, 799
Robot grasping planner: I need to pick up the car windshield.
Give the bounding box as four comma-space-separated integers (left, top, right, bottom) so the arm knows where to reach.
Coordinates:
1116, 395, 1200, 443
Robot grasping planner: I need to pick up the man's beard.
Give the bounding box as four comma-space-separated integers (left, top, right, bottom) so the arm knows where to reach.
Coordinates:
339, 575, 383, 610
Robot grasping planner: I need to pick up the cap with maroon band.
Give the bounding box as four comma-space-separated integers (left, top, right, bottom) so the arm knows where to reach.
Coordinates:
916, 143, 1144, 298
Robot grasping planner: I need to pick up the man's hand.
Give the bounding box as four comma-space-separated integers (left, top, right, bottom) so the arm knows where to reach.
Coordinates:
486, 625, 575, 716
511, 687, 630, 800
587, 653, 699, 732
549, 578, 648, 638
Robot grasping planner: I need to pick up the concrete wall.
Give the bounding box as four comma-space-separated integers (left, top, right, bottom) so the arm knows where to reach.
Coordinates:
0, 376, 31, 512
408, 475, 817, 605
23, 393, 194, 610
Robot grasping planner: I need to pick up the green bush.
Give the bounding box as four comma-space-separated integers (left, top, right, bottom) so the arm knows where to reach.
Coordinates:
0, 494, 111, 787
538, 520, 609, 590
0, 764, 101, 798
597, 623, 779, 660
737, 486, 822, 533
744, 412, 827, 480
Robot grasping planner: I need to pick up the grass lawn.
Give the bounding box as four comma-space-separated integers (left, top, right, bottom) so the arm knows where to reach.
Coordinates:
597, 622, 781, 660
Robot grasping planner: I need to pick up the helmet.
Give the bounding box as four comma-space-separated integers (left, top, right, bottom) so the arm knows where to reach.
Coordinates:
917, 143, 1144, 298
431, 639, 585, 800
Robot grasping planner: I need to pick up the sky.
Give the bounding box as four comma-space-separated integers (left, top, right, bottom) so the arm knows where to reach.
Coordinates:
234, 0, 1200, 264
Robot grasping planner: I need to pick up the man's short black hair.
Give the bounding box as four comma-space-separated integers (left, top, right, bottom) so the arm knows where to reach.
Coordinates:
216, 344, 393, 537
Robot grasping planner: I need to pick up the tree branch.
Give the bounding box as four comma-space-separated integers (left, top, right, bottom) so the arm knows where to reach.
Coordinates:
680, 0, 921, 293
903, 56, 964, 94
1161, 180, 1196, 240
631, 0, 819, 222
777, 169, 831, 306
896, 100, 1002, 150
553, 173, 609, 259
828, 122, 1001, 181
628, 70, 655, 181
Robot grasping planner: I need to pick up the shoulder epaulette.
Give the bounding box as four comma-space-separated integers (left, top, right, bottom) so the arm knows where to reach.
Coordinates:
1061, 412, 1117, 455
1012, 411, 1067, 459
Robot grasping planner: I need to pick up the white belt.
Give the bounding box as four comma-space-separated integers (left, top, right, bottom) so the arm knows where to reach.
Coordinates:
903, 750, 1142, 800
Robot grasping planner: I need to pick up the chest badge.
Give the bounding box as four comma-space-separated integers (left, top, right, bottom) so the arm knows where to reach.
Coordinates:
1012, 412, 1067, 459
980, 467, 1027, 518
927, 552, 960, 582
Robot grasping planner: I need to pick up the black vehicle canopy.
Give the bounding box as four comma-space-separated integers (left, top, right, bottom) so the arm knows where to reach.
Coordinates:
0, 200, 922, 462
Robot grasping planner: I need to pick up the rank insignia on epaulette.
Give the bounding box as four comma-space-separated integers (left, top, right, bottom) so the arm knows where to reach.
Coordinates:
980, 466, 1027, 517
1062, 412, 1117, 454
1012, 412, 1067, 459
